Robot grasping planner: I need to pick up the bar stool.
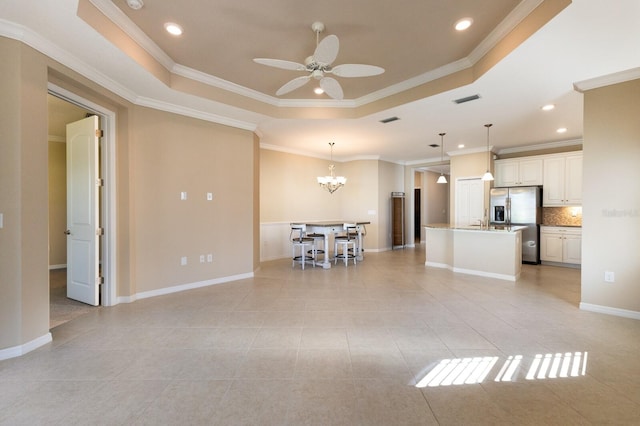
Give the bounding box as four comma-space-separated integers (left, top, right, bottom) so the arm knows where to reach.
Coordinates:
334, 223, 357, 266
290, 224, 315, 269
307, 232, 326, 263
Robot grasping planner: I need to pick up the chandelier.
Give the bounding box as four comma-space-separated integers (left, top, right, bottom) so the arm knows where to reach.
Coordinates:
317, 142, 346, 194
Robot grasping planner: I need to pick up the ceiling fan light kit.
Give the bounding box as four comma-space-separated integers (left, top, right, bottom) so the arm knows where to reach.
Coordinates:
254, 21, 384, 100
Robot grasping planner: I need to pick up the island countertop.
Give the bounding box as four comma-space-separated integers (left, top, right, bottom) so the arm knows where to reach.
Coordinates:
424, 225, 523, 281
425, 223, 527, 233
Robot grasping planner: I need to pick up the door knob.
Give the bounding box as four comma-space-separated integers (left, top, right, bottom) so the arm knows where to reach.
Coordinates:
64, 230, 71, 235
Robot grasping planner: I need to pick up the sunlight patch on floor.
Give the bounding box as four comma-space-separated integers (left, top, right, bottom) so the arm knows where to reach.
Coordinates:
416, 352, 588, 388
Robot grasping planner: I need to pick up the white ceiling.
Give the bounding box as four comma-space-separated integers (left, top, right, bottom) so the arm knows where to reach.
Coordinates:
2, 0, 640, 164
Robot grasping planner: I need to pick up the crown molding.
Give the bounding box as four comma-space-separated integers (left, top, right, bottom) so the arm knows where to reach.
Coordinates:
136, 97, 256, 131
405, 156, 449, 166
467, 0, 544, 64
355, 57, 474, 106
448, 146, 494, 156
0, 18, 258, 132
173, 64, 279, 106
0, 19, 138, 103
496, 138, 582, 155
260, 143, 385, 162
85, 0, 545, 109
89, 0, 176, 70
573, 67, 640, 92
260, 143, 326, 159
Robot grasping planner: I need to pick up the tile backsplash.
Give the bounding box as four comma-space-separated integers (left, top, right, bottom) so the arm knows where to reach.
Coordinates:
543, 207, 582, 226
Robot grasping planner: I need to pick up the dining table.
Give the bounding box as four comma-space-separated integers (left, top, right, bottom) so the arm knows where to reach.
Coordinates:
290, 221, 370, 269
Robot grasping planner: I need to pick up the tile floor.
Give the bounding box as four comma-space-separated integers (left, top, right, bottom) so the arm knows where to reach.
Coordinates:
2, 245, 640, 425
49, 269, 95, 328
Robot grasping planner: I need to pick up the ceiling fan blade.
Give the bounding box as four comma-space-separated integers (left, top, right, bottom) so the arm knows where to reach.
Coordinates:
313, 34, 339, 65
276, 75, 311, 96
253, 58, 306, 71
320, 77, 344, 100
330, 64, 385, 77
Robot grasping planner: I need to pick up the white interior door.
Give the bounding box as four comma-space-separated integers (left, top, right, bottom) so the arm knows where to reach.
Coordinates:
455, 178, 484, 226
66, 116, 100, 306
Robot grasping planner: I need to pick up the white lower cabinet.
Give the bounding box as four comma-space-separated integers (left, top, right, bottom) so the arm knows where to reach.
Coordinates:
540, 226, 581, 265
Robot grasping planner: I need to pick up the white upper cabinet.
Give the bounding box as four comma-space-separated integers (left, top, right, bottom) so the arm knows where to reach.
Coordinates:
494, 158, 543, 187
543, 153, 582, 206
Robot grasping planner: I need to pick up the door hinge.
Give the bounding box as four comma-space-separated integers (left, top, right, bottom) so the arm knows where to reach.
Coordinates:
96, 227, 104, 236
96, 178, 104, 187
96, 276, 104, 285
96, 129, 104, 138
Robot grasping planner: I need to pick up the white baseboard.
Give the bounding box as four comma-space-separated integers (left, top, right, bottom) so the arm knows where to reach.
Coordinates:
580, 303, 640, 320
117, 272, 255, 304
425, 261, 451, 269
425, 261, 518, 281
49, 264, 67, 270
0, 333, 52, 361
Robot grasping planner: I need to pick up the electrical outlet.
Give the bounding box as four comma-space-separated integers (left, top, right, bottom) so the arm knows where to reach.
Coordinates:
180, 191, 187, 200
604, 271, 615, 283
200, 255, 205, 263
207, 192, 213, 201
181, 256, 187, 266
207, 253, 213, 263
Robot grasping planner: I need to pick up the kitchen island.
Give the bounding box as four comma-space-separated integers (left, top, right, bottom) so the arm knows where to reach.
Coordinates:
424, 224, 525, 281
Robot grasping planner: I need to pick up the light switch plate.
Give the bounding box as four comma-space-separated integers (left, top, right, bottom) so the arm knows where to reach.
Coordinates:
180, 191, 187, 200
207, 192, 213, 201
0, 213, 3, 228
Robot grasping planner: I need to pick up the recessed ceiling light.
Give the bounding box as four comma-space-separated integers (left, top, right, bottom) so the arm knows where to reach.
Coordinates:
314, 87, 324, 95
164, 22, 183, 36
455, 18, 473, 31
541, 104, 555, 111
557, 127, 567, 133
458, 144, 465, 149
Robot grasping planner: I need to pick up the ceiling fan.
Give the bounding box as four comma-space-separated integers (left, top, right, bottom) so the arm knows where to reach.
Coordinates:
253, 22, 384, 100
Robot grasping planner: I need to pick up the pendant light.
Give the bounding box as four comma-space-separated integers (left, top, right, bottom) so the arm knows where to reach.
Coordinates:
481, 123, 494, 181
436, 132, 447, 184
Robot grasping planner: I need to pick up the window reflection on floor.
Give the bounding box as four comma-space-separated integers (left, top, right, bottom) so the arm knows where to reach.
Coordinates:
416, 352, 588, 388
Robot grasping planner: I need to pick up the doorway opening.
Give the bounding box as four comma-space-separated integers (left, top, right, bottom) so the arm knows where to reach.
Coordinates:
47, 83, 117, 328
414, 187, 421, 244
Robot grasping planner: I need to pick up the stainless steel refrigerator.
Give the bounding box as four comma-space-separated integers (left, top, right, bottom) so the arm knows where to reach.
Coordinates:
490, 186, 542, 264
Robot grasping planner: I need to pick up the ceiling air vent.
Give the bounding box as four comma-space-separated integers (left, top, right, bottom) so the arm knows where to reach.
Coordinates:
453, 94, 481, 104
379, 116, 399, 124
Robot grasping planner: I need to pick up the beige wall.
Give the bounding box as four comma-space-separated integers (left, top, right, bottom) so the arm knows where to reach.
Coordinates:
259, 149, 343, 223
130, 107, 256, 293
423, 170, 450, 227
449, 151, 493, 223
1, 38, 25, 349
0, 38, 50, 350
581, 78, 640, 313
259, 150, 403, 252
48, 141, 67, 267
0, 37, 259, 354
